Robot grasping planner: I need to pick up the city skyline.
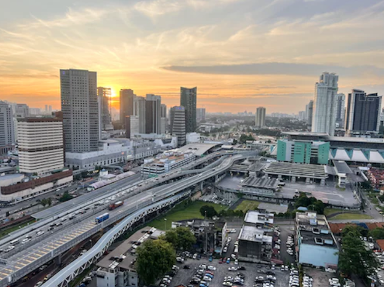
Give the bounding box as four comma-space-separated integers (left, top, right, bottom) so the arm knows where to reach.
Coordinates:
1, 0, 384, 113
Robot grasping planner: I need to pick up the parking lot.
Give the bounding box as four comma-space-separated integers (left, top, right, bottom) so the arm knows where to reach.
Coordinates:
170, 258, 291, 287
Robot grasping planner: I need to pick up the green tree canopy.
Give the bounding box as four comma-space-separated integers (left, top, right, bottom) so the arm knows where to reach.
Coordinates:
338, 226, 378, 278
200, 205, 217, 218
136, 239, 176, 285
294, 194, 326, 214
369, 227, 384, 240
162, 227, 196, 251
239, 134, 255, 144
59, 191, 73, 202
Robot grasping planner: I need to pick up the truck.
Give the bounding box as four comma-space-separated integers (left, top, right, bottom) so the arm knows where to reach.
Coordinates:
95, 213, 109, 224
108, 200, 124, 210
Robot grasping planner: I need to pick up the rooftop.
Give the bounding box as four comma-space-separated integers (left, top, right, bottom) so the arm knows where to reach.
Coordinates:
238, 225, 273, 243
333, 160, 353, 174
264, 162, 328, 179
296, 212, 337, 247
242, 176, 279, 190
244, 210, 274, 225
97, 227, 162, 271
177, 143, 218, 156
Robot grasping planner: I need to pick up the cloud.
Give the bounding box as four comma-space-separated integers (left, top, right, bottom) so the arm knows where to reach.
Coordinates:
163, 62, 384, 78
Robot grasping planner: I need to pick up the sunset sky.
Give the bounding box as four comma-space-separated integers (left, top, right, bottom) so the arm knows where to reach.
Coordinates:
1, 0, 384, 113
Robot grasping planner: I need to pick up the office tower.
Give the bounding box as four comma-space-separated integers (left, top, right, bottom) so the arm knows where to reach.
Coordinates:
345, 89, 382, 137
145, 94, 161, 134
312, 72, 339, 136
60, 69, 99, 153
14, 104, 29, 119
305, 100, 313, 126
180, 87, 197, 133
170, 106, 186, 147
160, 104, 167, 134
120, 89, 135, 125
49, 105, 52, 112
0, 101, 15, 155
298, 111, 306, 121
255, 107, 266, 128
335, 93, 346, 128
134, 96, 146, 133
45, 105, 48, 112
97, 87, 113, 131
125, 115, 139, 139
196, 108, 206, 122
18, 118, 64, 174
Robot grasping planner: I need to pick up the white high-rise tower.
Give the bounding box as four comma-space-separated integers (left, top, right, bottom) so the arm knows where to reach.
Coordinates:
312, 72, 339, 136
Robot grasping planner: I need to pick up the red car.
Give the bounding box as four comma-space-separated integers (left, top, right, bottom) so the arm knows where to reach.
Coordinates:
219, 258, 223, 264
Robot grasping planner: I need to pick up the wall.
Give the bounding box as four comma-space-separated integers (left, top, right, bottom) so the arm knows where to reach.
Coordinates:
299, 243, 338, 267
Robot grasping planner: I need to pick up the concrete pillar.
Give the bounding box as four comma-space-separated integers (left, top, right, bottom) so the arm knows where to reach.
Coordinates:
55, 254, 62, 265
142, 217, 146, 224
320, 179, 325, 186
200, 181, 204, 192
305, 177, 310, 184
291, 176, 296, 183
265, 173, 269, 177
278, 174, 282, 179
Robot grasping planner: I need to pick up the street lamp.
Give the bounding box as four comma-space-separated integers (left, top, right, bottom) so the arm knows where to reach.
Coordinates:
164, 218, 167, 231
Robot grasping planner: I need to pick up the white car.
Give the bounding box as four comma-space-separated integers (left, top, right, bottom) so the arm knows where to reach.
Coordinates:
36, 230, 45, 237
207, 265, 216, 271
21, 238, 31, 244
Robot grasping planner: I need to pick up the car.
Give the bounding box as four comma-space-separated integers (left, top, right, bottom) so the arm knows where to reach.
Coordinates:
36, 230, 45, 237
34, 282, 43, 287
21, 238, 31, 244
237, 266, 246, 270
193, 253, 198, 259
223, 282, 232, 286
184, 265, 190, 269
203, 276, 212, 282
209, 256, 213, 262
207, 266, 216, 271
226, 258, 230, 264
228, 266, 237, 271
200, 264, 207, 270
235, 259, 238, 265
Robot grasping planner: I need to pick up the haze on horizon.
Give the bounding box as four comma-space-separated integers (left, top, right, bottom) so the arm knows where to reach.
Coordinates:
1, 0, 384, 113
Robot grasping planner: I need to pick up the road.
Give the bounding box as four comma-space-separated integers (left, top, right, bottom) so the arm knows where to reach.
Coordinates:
0, 151, 250, 287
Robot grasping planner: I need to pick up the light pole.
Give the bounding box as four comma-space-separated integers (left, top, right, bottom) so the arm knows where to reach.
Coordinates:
164, 218, 167, 231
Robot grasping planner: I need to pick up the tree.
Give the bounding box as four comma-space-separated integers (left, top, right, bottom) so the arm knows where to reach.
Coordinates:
163, 227, 196, 251
369, 228, 384, 240
59, 191, 73, 202
47, 198, 52, 206
338, 226, 378, 278
136, 239, 176, 285
200, 205, 217, 218
40, 198, 48, 207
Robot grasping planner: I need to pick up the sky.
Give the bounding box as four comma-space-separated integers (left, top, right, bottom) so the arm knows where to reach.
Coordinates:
1, 0, 384, 113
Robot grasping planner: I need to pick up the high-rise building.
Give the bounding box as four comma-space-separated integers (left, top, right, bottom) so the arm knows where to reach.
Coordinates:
345, 89, 382, 137
97, 87, 113, 131
125, 115, 139, 139
305, 100, 313, 126
335, 93, 346, 128
120, 89, 135, 125
160, 104, 167, 134
170, 106, 186, 147
180, 87, 197, 133
0, 101, 15, 155
60, 69, 99, 153
298, 111, 306, 121
255, 107, 266, 128
196, 108, 206, 122
134, 96, 146, 133
49, 105, 52, 112
45, 105, 48, 112
145, 94, 161, 134
14, 104, 29, 119
312, 72, 339, 136
18, 118, 64, 174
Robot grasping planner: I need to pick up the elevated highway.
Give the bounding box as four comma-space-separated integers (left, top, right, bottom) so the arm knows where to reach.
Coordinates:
0, 151, 252, 287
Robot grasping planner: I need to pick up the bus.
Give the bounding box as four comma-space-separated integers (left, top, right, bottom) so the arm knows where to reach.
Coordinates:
95, 213, 109, 224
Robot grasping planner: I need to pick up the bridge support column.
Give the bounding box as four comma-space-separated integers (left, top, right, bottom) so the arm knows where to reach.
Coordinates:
200, 181, 204, 193
142, 217, 146, 224
278, 174, 282, 180
320, 179, 325, 186
305, 177, 310, 184
291, 176, 296, 183
55, 254, 62, 265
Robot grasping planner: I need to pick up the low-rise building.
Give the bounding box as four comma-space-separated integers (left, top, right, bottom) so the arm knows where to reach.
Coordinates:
141, 149, 195, 177
96, 227, 163, 287
238, 210, 274, 263
295, 212, 339, 268
367, 168, 384, 189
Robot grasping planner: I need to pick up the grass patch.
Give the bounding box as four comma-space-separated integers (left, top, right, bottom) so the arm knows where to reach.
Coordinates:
148, 200, 226, 230
330, 213, 373, 220
0, 218, 35, 239
234, 200, 260, 212
324, 208, 346, 217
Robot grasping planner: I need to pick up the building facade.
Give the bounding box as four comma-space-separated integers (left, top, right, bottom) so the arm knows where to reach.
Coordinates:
97, 87, 113, 131
160, 103, 167, 134
170, 106, 186, 147
196, 108, 206, 122
335, 93, 345, 128
145, 94, 161, 134
345, 89, 382, 137
60, 69, 99, 153
180, 87, 197, 133
312, 72, 339, 136
14, 104, 29, 119
120, 89, 135, 125
276, 139, 330, 164
255, 107, 266, 128
134, 96, 146, 133
305, 100, 313, 126
18, 118, 64, 174
0, 101, 15, 155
